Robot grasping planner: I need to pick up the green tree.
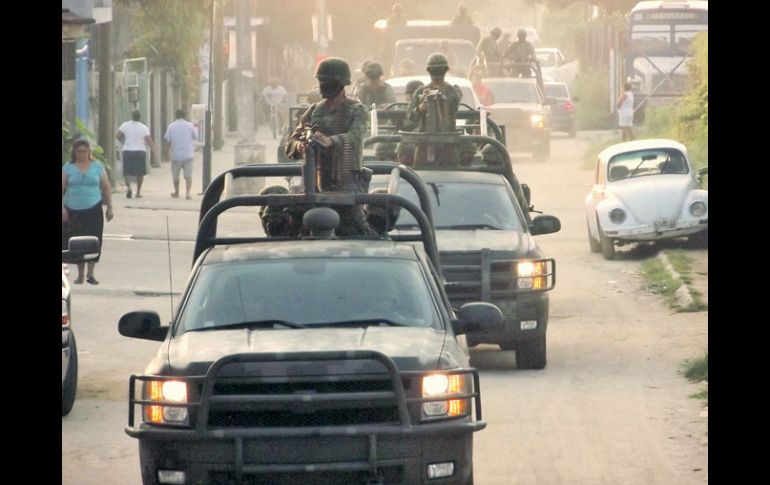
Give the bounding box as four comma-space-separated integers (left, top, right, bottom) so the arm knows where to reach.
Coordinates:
118, 0, 212, 107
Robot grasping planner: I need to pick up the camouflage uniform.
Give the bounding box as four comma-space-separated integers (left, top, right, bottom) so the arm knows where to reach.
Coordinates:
285, 98, 369, 191
504, 36, 536, 77
357, 83, 396, 109
407, 54, 462, 166
475, 29, 502, 75
285, 58, 373, 236
357, 63, 396, 109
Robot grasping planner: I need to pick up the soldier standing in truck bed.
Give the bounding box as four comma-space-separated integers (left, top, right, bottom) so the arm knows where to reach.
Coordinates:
356, 62, 396, 109
407, 53, 462, 166
285, 57, 373, 235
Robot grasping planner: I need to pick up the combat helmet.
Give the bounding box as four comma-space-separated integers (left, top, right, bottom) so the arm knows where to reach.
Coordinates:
517, 28, 527, 39
364, 62, 384, 79
258, 185, 290, 236
315, 57, 352, 85
365, 188, 401, 234
426, 53, 449, 69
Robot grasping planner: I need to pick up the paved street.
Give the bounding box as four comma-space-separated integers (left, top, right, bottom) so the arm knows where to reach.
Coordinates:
62, 127, 707, 485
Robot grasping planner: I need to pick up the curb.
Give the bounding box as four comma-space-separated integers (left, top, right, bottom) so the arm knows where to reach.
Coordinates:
655, 252, 694, 308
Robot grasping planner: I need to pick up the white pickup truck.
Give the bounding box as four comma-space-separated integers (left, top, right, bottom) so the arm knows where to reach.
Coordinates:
535, 48, 579, 87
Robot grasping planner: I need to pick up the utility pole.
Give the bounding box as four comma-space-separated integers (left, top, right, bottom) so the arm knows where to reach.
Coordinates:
96, 22, 115, 188
213, 0, 224, 151
235, 0, 255, 142
202, 0, 215, 190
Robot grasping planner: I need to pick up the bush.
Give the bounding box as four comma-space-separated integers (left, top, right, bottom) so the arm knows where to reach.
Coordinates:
572, 68, 614, 130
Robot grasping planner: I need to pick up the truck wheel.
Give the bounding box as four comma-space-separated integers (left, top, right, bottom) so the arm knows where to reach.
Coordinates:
568, 123, 577, 139
516, 335, 546, 369
62, 333, 78, 416
597, 219, 615, 260
587, 217, 601, 253
534, 141, 549, 162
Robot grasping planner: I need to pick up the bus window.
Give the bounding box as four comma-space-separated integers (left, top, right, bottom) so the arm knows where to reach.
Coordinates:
630, 24, 670, 51
674, 25, 707, 50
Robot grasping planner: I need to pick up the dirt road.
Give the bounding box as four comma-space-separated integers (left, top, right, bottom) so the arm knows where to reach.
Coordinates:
472, 131, 708, 484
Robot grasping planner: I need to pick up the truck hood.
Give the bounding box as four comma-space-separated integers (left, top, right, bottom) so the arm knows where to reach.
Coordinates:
166, 327, 455, 376
435, 229, 531, 254
608, 176, 695, 222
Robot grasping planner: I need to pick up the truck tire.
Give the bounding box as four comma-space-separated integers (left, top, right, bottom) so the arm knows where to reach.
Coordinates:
516, 335, 546, 369
62, 332, 78, 416
568, 123, 577, 139
587, 217, 601, 253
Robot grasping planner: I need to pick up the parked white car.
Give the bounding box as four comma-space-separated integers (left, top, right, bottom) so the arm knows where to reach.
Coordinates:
585, 139, 708, 259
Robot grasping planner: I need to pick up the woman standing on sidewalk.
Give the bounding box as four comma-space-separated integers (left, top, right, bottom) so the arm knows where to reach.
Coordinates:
62, 139, 114, 285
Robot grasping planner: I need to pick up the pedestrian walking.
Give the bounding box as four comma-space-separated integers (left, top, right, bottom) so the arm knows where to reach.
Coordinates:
62, 139, 114, 285
616, 82, 635, 141
116, 110, 154, 198
163, 109, 198, 200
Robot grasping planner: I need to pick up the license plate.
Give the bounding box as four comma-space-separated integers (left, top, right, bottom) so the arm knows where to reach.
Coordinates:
654, 218, 677, 229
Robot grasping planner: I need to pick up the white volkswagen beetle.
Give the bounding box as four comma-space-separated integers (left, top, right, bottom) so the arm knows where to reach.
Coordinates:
585, 139, 708, 260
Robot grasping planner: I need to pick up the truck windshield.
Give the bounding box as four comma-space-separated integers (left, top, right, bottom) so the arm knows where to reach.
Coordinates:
371, 179, 524, 231
178, 258, 440, 332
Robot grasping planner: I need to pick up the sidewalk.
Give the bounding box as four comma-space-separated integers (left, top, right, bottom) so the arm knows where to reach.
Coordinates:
111, 124, 283, 212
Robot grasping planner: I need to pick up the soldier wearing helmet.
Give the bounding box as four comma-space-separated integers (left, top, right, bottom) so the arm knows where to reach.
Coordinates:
285, 57, 373, 235
365, 188, 402, 235
407, 53, 463, 165
386, 3, 407, 31
504, 29, 537, 78
475, 27, 503, 76
356, 62, 396, 109
374, 142, 397, 162
395, 142, 416, 167
258, 185, 291, 237
450, 4, 474, 26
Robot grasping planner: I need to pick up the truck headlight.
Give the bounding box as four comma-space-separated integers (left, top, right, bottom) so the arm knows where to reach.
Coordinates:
609, 208, 626, 224
530, 114, 545, 128
422, 374, 468, 419
144, 380, 189, 426
689, 201, 707, 217
515, 260, 554, 290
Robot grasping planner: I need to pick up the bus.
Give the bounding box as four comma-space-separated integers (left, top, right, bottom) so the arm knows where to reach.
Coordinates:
622, 0, 708, 114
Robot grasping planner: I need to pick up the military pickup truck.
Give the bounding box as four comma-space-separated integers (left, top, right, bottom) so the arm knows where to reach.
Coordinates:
118, 159, 501, 484
365, 131, 560, 369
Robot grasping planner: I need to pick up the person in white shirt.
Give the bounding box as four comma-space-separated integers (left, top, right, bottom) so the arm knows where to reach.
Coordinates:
262, 79, 288, 136
116, 110, 154, 198
616, 81, 635, 141
163, 109, 198, 200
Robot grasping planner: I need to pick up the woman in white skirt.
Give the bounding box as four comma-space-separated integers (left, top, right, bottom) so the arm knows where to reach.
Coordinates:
616, 82, 635, 141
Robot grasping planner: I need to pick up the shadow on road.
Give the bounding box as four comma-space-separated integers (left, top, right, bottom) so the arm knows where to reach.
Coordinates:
469, 345, 518, 371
